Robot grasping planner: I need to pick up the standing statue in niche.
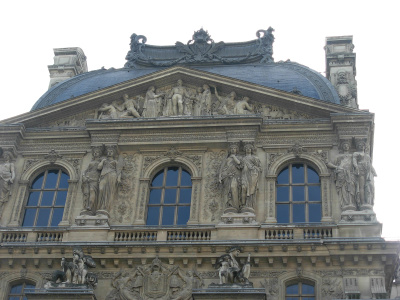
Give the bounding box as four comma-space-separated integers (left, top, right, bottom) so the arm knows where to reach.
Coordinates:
353, 139, 377, 210
166, 79, 192, 115
234, 96, 253, 114
97, 145, 120, 214
81, 146, 103, 215
219, 143, 242, 213
215, 247, 252, 286
143, 86, 164, 118
0, 150, 15, 216
327, 140, 357, 211
240, 143, 261, 212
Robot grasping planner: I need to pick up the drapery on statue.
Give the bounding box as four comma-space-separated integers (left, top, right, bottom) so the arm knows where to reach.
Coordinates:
219, 143, 242, 213
327, 140, 357, 211
216, 246, 251, 286
213, 86, 236, 115
0, 149, 15, 216
48, 247, 97, 288
115, 94, 141, 118
241, 143, 261, 211
353, 139, 377, 210
143, 86, 164, 118
97, 145, 120, 214
81, 146, 102, 214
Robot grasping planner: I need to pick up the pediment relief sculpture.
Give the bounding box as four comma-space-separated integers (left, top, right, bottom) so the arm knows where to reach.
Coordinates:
328, 138, 376, 213
106, 257, 203, 300
95, 80, 314, 121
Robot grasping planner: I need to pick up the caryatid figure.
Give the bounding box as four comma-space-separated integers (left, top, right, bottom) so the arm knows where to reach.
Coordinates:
240, 143, 261, 212
219, 143, 242, 213
327, 140, 357, 211
353, 139, 377, 210
81, 146, 102, 214
0, 150, 15, 216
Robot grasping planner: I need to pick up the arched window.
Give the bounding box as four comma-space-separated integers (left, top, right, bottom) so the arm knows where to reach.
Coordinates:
22, 169, 69, 227
276, 163, 321, 223
286, 281, 315, 299
146, 166, 192, 226
8, 281, 35, 300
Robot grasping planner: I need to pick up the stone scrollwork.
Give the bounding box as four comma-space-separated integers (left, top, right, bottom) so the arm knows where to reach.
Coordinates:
0, 149, 16, 217
321, 278, 344, 300
106, 257, 202, 300
335, 70, 357, 108
203, 150, 226, 221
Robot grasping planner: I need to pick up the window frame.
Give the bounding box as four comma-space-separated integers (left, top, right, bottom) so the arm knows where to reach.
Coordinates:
276, 162, 322, 224
146, 166, 192, 226
285, 280, 316, 300
22, 168, 69, 227
8, 280, 36, 300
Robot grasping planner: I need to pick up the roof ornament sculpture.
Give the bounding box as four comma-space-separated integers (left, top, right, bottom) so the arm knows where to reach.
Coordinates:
124, 28, 275, 68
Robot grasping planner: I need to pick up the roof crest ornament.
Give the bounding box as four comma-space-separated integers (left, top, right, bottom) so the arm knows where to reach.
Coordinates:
124, 28, 275, 68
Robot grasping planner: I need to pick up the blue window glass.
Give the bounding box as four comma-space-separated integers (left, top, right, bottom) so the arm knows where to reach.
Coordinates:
276, 163, 321, 223
8, 282, 35, 300
146, 166, 191, 226
277, 186, 289, 202
22, 169, 68, 227
277, 167, 289, 184
286, 281, 315, 299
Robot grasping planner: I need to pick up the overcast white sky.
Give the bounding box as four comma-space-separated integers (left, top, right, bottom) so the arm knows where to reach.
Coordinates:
0, 1, 399, 238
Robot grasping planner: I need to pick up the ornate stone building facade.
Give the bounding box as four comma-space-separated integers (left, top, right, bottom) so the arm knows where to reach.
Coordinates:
0, 29, 398, 300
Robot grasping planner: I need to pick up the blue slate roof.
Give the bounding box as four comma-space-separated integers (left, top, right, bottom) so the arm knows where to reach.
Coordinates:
31, 62, 340, 111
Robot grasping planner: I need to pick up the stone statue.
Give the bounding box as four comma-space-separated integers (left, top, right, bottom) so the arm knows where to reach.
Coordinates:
213, 86, 236, 115
201, 84, 212, 115
98, 102, 119, 119
114, 94, 141, 118
215, 247, 251, 286
240, 143, 261, 211
234, 96, 253, 114
0, 150, 15, 216
97, 145, 120, 214
219, 143, 243, 213
47, 247, 97, 289
327, 140, 357, 211
166, 80, 192, 116
81, 146, 102, 214
193, 87, 203, 116
353, 139, 377, 210
143, 86, 164, 118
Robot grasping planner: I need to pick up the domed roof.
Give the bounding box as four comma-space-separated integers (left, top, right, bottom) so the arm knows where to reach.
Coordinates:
31, 62, 340, 111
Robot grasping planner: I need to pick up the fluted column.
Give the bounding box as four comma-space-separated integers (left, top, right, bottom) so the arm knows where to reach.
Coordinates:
59, 179, 79, 226
187, 177, 201, 224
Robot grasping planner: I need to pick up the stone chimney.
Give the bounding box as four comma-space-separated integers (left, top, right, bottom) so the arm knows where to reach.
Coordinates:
325, 36, 357, 108
48, 47, 88, 89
